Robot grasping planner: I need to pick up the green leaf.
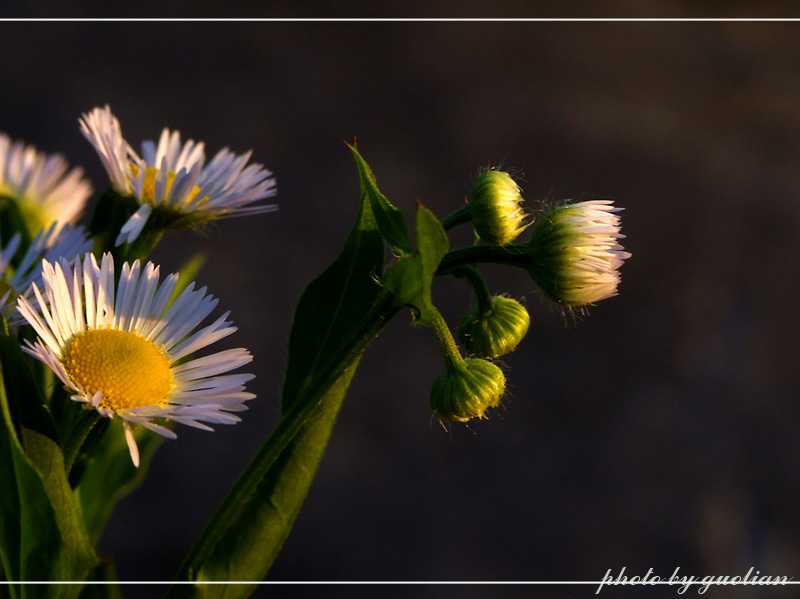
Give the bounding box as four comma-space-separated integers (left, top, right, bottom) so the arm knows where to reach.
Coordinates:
75, 421, 163, 541
347, 143, 413, 257
0, 316, 97, 597
168, 147, 398, 597
77, 557, 123, 599
281, 184, 383, 413
415, 202, 449, 321
382, 256, 423, 308
190, 363, 358, 599
381, 202, 449, 323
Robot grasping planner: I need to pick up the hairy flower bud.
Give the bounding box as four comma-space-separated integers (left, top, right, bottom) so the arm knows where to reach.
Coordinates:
469, 170, 528, 246
458, 295, 530, 358
430, 358, 506, 422
525, 200, 630, 306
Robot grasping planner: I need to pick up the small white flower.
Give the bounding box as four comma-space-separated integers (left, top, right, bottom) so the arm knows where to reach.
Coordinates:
16, 252, 255, 467
525, 200, 631, 306
0, 223, 92, 317
80, 106, 277, 247
0, 134, 92, 234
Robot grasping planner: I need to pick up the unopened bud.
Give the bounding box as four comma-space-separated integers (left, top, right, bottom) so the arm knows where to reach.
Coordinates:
430, 358, 506, 422
469, 170, 528, 246
458, 295, 530, 358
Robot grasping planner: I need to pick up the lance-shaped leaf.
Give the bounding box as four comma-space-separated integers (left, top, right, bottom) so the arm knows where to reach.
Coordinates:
0, 316, 97, 598
75, 421, 163, 542
167, 147, 394, 598
348, 142, 413, 257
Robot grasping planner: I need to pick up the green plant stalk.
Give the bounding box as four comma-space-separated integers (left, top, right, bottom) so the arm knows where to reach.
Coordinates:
440, 203, 472, 231
120, 227, 163, 265
437, 243, 531, 275
428, 308, 466, 375
168, 291, 399, 590
452, 265, 494, 318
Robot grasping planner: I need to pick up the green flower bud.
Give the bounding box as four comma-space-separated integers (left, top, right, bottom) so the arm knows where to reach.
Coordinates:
458, 295, 530, 358
524, 200, 631, 306
430, 358, 506, 423
469, 170, 528, 246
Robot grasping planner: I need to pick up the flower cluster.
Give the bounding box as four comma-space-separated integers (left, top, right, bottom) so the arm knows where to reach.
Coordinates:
0, 114, 632, 590
426, 173, 629, 424
2, 106, 276, 466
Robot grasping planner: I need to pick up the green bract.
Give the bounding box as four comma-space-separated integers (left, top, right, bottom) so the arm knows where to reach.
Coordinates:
458, 295, 530, 358
430, 358, 506, 422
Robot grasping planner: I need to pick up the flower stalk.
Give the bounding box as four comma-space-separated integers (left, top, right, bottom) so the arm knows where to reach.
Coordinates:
429, 306, 466, 373
452, 265, 494, 318
440, 203, 473, 231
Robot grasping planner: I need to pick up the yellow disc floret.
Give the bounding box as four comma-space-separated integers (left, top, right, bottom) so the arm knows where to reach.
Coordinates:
62, 328, 173, 411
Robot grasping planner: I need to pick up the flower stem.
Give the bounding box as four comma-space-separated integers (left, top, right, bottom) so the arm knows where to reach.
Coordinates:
440, 203, 472, 231
452, 265, 494, 318
428, 307, 466, 374
436, 243, 531, 276
121, 227, 164, 265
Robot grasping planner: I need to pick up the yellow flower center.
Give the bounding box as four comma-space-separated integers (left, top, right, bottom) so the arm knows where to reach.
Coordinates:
62, 328, 173, 411
129, 165, 209, 209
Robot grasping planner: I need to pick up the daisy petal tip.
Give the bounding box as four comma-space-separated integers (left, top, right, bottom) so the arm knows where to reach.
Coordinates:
124, 424, 141, 468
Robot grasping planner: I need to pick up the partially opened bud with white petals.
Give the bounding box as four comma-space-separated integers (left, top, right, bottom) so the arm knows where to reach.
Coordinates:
524, 200, 630, 306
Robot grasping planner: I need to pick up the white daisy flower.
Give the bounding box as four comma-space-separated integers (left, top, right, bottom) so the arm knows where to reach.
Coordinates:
16, 252, 255, 467
525, 200, 631, 306
1, 222, 93, 317
80, 106, 277, 247
0, 133, 92, 234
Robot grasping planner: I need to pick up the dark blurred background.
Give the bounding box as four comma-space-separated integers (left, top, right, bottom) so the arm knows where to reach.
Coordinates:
2, 8, 800, 599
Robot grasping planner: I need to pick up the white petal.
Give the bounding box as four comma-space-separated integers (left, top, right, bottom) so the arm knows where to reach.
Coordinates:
124, 423, 140, 468
116, 204, 153, 246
